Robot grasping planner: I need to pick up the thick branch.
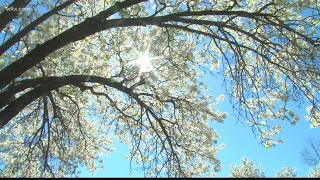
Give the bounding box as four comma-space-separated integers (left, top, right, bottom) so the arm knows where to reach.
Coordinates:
0, 7, 312, 92
0, 75, 137, 128
166, 9, 274, 18
93, 0, 147, 21
0, 0, 147, 90
0, 77, 57, 109
0, 0, 31, 32
0, 0, 75, 56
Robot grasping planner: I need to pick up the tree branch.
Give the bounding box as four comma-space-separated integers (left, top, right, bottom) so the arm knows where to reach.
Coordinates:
0, 75, 138, 128
0, 0, 31, 32
0, 0, 76, 56
93, 0, 147, 21
0, 1, 148, 90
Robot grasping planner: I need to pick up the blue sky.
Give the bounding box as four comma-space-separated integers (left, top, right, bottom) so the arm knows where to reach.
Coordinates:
78, 71, 320, 177
77, 4, 320, 175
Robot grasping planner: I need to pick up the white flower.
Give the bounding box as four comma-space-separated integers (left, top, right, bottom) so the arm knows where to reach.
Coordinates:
8, 25, 15, 31
1, 25, 14, 33
216, 94, 225, 102
211, 60, 221, 70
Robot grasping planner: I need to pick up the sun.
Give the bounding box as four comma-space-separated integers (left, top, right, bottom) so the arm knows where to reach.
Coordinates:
129, 43, 162, 75
138, 53, 149, 63
135, 53, 153, 73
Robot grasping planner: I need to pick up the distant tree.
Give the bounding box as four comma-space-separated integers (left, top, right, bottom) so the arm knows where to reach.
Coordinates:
309, 164, 320, 178
0, 0, 319, 177
229, 158, 265, 178
275, 166, 298, 178
229, 158, 320, 178
300, 137, 320, 167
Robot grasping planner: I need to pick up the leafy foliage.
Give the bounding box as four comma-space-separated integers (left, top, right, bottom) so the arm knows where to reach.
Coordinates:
0, 0, 319, 177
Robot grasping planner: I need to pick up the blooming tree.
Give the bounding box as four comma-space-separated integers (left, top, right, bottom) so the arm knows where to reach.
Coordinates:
229, 158, 265, 178
0, 0, 319, 177
229, 158, 314, 178
275, 166, 298, 178
309, 164, 320, 178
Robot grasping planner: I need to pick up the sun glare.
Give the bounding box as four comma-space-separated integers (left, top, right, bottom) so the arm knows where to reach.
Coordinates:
138, 54, 150, 64
137, 53, 153, 72
129, 43, 162, 75
129, 52, 154, 74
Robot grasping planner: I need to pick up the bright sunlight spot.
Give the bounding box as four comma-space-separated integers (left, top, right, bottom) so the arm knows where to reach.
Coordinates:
129, 43, 162, 75
134, 53, 154, 73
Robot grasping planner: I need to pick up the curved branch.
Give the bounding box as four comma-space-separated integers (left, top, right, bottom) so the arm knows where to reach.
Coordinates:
0, 7, 282, 91
166, 9, 274, 18
0, 75, 140, 128
93, 0, 147, 21
0, 78, 53, 109
0, 0, 76, 56
0, 0, 147, 90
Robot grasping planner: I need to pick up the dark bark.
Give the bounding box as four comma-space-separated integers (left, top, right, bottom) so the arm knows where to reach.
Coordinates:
0, 0, 31, 32
0, 78, 57, 109
0, 75, 138, 128
0, 0, 147, 90
0, 0, 76, 56
0, 9, 270, 91
0, 0, 317, 130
